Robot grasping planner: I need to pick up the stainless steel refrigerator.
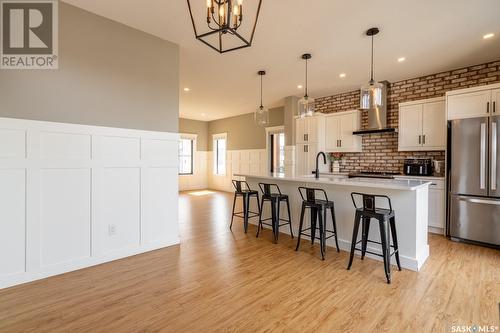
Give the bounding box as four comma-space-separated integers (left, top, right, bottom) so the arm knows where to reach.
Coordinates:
449, 115, 500, 247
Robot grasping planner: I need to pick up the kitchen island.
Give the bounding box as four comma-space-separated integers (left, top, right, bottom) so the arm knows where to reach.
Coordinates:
235, 173, 432, 271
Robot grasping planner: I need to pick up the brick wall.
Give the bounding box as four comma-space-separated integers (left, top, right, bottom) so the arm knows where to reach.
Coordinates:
315, 60, 500, 174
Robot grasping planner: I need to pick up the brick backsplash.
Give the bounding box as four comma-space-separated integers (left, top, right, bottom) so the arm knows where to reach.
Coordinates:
316, 60, 500, 174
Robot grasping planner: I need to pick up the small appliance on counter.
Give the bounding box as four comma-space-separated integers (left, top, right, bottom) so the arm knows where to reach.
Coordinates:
403, 158, 433, 176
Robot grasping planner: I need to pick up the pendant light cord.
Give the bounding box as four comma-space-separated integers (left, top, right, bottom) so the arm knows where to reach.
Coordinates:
305, 58, 309, 98
260, 74, 263, 108
370, 34, 374, 83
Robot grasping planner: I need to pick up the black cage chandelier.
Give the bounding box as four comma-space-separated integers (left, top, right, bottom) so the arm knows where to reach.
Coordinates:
187, 0, 262, 53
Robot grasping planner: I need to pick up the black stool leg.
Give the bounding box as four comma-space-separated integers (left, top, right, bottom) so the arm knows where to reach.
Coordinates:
270, 199, 276, 241
389, 216, 402, 271
361, 217, 371, 260
243, 194, 249, 233
322, 208, 328, 259
256, 198, 265, 238
295, 203, 306, 251
286, 197, 294, 239
274, 200, 280, 244
347, 211, 361, 270
310, 208, 317, 246
330, 205, 340, 252
318, 208, 325, 260
230, 193, 237, 230
379, 218, 391, 284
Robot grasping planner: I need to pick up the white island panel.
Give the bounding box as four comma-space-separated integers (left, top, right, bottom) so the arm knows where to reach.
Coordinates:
238, 173, 430, 271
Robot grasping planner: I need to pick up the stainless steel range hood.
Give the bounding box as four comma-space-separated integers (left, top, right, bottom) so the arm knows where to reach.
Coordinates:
353, 81, 396, 135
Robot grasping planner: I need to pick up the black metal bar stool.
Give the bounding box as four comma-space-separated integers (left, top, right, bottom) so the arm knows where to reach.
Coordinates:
295, 187, 340, 260
230, 180, 261, 233
347, 192, 402, 284
256, 183, 293, 243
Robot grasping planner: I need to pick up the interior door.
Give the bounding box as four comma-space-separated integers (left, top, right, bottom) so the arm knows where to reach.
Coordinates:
450, 117, 489, 196
490, 115, 499, 197
422, 100, 446, 149
399, 104, 423, 150
325, 115, 340, 151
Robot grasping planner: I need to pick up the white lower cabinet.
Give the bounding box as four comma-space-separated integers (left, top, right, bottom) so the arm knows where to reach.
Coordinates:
395, 176, 445, 233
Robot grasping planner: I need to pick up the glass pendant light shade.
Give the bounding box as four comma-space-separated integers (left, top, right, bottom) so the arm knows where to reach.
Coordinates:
254, 70, 269, 126
298, 96, 315, 118
297, 53, 315, 117
360, 81, 384, 110
254, 105, 269, 126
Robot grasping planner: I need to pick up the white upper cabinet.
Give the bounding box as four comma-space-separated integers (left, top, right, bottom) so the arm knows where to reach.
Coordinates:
295, 115, 324, 144
492, 88, 500, 116
324, 110, 362, 152
446, 84, 500, 120
398, 97, 446, 151
399, 104, 423, 150
422, 100, 446, 149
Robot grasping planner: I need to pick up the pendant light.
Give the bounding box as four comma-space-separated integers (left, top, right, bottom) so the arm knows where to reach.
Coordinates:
254, 70, 269, 126
298, 53, 315, 118
360, 27, 384, 111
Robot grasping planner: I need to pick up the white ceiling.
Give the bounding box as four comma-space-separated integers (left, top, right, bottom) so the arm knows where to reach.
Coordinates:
63, 0, 500, 121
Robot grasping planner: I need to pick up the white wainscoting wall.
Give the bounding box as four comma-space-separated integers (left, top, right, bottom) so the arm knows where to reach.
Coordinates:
0, 117, 179, 289
208, 149, 267, 192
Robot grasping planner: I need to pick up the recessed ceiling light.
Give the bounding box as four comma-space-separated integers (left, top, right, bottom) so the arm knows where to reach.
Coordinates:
397, 57, 406, 62
297, 85, 303, 89
339, 73, 346, 78
483, 33, 494, 39
201, 113, 206, 117
183, 87, 190, 92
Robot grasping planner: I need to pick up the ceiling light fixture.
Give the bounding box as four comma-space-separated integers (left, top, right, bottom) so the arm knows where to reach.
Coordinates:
183, 87, 191, 91
360, 27, 386, 112
483, 33, 494, 39
397, 57, 405, 62
339, 73, 346, 78
297, 53, 315, 118
187, 0, 262, 53
254, 70, 269, 126
297, 85, 303, 89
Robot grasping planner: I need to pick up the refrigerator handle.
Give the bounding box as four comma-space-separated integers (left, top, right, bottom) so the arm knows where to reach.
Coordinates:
492, 121, 497, 191
458, 197, 500, 206
480, 122, 486, 190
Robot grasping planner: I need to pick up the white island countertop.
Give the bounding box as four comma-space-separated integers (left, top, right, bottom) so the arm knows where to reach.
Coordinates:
235, 172, 432, 191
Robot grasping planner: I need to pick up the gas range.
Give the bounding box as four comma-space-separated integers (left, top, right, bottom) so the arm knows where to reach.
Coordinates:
348, 171, 401, 179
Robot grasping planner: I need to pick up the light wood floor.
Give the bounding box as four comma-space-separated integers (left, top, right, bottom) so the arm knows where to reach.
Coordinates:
0, 190, 498, 333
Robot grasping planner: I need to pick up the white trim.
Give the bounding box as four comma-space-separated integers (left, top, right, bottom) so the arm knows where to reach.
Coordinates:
180, 133, 198, 140
446, 82, 500, 96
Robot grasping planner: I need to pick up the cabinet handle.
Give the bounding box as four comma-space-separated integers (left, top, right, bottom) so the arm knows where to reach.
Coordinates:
487, 102, 490, 114
303, 134, 306, 141
494, 101, 496, 113
418, 135, 421, 144
305, 134, 308, 142
423, 135, 426, 145
340, 139, 342, 147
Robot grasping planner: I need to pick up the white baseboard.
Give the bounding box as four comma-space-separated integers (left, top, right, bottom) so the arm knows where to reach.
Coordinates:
0, 237, 180, 289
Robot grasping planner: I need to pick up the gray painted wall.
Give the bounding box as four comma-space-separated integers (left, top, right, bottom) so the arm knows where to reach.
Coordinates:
207, 107, 284, 151
0, 3, 179, 133
179, 118, 209, 151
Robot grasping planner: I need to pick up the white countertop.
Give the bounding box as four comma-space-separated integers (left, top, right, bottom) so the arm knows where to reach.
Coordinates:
235, 173, 432, 191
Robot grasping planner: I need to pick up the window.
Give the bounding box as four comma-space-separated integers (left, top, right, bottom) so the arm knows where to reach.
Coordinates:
179, 137, 193, 175
213, 134, 227, 175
